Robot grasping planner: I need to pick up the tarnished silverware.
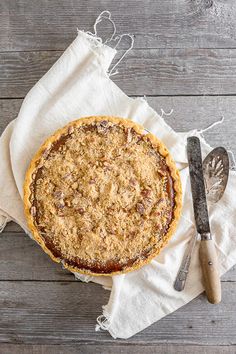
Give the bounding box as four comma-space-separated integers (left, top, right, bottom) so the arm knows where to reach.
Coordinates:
174, 146, 229, 293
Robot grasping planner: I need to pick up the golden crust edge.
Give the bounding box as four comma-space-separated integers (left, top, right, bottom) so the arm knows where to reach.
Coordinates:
23, 115, 182, 277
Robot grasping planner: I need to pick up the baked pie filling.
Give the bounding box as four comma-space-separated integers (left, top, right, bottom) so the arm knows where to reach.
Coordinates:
24, 116, 182, 275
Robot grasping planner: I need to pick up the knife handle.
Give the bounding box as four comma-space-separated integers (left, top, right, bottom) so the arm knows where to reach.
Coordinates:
199, 239, 221, 304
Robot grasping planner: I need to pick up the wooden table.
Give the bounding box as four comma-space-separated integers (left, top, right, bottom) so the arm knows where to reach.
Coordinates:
1, 1, 236, 353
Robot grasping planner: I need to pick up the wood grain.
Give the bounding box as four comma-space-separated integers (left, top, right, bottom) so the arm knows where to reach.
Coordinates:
3, 221, 24, 233
0, 281, 236, 344
2, 49, 236, 98
0, 344, 236, 354
0, 232, 74, 281
0, 99, 22, 133
1, 0, 236, 51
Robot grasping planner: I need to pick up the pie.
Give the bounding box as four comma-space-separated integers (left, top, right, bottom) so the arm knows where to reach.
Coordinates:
24, 116, 182, 276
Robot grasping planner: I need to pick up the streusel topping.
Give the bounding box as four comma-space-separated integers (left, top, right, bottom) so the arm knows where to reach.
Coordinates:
29, 120, 175, 273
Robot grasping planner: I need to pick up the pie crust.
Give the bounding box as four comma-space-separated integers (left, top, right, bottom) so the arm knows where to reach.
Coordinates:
24, 116, 182, 276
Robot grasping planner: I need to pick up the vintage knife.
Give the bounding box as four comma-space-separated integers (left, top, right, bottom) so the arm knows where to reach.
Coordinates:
187, 136, 221, 304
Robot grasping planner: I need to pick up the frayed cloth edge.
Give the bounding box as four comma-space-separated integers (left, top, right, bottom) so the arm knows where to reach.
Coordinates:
0, 214, 11, 233
95, 308, 117, 338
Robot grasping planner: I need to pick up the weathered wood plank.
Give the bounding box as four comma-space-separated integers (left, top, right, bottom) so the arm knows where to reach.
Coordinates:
1, 232, 235, 281
0, 281, 236, 344
1, 49, 236, 97
1, 97, 235, 155
0, 0, 236, 51
0, 98, 22, 133
0, 344, 236, 354
3, 221, 23, 233
0, 51, 59, 98
0, 232, 236, 282
111, 48, 236, 96
0, 232, 74, 281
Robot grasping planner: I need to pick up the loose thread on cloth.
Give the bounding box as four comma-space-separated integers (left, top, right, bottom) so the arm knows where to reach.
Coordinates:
198, 116, 225, 134
95, 314, 110, 332
73, 272, 93, 283
109, 34, 134, 76
197, 116, 236, 170
0, 215, 10, 233
160, 108, 174, 119
0, 218, 7, 233
86, 10, 134, 76
142, 95, 147, 102
155, 112, 236, 170
89, 10, 117, 44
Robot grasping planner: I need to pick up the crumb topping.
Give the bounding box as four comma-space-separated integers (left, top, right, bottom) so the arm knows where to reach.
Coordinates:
29, 120, 175, 273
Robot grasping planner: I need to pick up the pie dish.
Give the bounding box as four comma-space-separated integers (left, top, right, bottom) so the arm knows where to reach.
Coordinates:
24, 116, 182, 276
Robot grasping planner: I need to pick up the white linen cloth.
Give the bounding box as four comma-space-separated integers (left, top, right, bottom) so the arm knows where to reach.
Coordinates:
1, 27, 236, 339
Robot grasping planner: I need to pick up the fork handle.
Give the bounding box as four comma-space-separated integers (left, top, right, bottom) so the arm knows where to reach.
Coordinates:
174, 234, 197, 291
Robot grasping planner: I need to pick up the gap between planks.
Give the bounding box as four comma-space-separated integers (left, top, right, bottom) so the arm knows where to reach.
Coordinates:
3, 94, 236, 100
0, 344, 236, 354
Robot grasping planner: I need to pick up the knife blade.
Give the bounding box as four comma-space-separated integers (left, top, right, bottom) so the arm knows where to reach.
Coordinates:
187, 136, 211, 238
187, 136, 221, 304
